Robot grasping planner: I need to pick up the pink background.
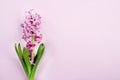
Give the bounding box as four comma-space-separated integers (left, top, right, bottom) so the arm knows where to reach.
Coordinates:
0, 0, 120, 80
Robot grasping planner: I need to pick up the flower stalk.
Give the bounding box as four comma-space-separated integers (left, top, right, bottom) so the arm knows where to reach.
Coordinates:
15, 10, 45, 80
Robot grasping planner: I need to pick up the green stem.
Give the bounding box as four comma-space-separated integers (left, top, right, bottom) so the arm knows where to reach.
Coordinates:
28, 74, 35, 80
28, 77, 34, 80
31, 35, 35, 60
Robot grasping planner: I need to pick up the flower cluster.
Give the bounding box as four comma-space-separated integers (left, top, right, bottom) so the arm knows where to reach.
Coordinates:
21, 10, 42, 53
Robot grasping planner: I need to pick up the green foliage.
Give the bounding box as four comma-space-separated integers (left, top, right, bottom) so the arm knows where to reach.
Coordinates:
23, 49, 31, 76
15, 43, 45, 80
15, 43, 28, 77
30, 43, 45, 79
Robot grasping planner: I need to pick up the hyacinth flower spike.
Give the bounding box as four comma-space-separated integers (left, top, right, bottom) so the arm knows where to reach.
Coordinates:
15, 10, 45, 80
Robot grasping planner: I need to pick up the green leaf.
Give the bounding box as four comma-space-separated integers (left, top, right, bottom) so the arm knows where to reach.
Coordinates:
30, 43, 45, 78
23, 49, 31, 76
18, 43, 23, 56
15, 43, 28, 77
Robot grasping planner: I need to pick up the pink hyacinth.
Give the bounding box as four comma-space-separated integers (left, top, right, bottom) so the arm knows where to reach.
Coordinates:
21, 9, 42, 53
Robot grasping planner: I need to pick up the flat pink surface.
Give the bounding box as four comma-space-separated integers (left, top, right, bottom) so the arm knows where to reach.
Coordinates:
0, 0, 120, 80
